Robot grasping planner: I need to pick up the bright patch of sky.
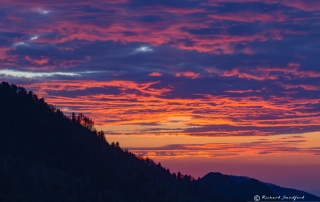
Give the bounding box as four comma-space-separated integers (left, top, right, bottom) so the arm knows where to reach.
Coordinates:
0, 69, 80, 78
14, 42, 27, 46
136, 46, 153, 52
30, 36, 38, 40
37, 8, 50, 14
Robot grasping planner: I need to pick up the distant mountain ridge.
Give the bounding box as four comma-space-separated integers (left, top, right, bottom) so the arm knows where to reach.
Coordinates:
0, 81, 319, 202
199, 172, 275, 201
228, 174, 320, 200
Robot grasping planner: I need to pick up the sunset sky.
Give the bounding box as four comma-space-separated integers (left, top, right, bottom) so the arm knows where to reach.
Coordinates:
1, 0, 320, 196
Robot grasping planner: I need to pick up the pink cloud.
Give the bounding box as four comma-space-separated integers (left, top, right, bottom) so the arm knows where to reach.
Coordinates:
0, 1, 290, 56
209, 11, 287, 23
0, 47, 18, 67
280, 84, 320, 91
149, 72, 162, 77
281, 0, 320, 11
205, 67, 220, 74
129, 135, 320, 159
14, 76, 320, 137
25, 56, 50, 65
0, 47, 9, 60
242, 47, 255, 55
288, 63, 300, 67
175, 71, 200, 79
145, 6, 205, 15
221, 65, 320, 81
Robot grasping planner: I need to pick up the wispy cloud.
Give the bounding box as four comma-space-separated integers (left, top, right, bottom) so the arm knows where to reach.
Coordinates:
0, 69, 103, 78
0, 69, 80, 78
127, 135, 320, 159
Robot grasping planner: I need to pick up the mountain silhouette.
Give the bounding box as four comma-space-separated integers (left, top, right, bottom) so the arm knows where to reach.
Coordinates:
199, 172, 275, 201
0, 81, 319, 202
228, 174, 320, 201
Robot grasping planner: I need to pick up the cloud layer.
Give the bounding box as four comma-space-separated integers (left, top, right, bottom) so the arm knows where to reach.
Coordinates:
1, 0, 320, 138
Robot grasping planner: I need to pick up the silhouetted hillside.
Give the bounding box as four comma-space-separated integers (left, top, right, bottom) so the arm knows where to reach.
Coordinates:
0, 82, 236, 202
1, 81, 318, 202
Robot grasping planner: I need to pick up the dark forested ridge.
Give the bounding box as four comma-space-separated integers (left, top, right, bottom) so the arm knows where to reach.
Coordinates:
0, 81, 319, 202
0, 81, 238, 202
